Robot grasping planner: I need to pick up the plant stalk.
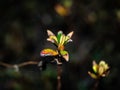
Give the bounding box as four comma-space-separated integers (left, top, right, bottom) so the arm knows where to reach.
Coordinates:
57, 65, 62, 90
93, 79, 99, 90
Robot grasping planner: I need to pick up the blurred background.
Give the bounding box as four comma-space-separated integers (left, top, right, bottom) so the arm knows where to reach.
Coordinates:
0, 0, 120, 90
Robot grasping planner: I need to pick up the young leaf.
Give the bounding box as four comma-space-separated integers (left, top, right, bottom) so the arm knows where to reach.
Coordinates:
47, 30, 58, 44
88, 71, 98, 79
57, 31, 63, 43
40, 49, 58, 57
47, 30, 55, 36
60, 50, 69, 61
92, 61, 98, 73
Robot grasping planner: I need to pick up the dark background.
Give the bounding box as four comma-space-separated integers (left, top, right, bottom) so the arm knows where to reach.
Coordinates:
0, 0, 120, 90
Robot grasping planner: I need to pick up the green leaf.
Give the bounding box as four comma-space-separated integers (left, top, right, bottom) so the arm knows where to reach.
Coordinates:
60, 50, 69, 61
57, 31, 63, 43
60, 34, 65, 45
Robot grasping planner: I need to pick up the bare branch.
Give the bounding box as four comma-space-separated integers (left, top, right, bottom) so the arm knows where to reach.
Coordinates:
18, 61, 39, 67
0, 61, 39, 69
0, 61, 13, 68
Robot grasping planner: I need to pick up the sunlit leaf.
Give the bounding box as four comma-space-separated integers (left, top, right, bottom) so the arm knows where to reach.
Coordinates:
40, 49, 58, 56
64, 31, 74, 44
47, 30, 58, 44
88, 71, 98, 79
92, 61, 98, 73
60, 34, 66, 45
98, 66, 104, 76
47, 30, 55, 36
99, 60, 109, 70
57, 31, 63, 43
47, 35, 58, 43
67, 31, 74, 38
60, 50, 69, 61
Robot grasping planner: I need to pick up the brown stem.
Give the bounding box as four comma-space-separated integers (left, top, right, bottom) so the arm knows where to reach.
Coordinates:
0, 61, 39, 68
57, 65, 62, 90
18, 61, 38, 67
93, 79, 99, 90
0, 61, 13, 68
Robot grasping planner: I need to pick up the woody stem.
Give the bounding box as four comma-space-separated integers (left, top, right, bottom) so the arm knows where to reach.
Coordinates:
57, 64, 62, 90
93, 79, 99, 90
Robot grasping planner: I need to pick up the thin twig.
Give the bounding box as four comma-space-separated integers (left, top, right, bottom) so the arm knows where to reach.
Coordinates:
17, 61, 38, 67
0, 61, 39, 68
0, 61, 13, 68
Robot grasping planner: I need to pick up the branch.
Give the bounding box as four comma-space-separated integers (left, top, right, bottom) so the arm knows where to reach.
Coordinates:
0, 61, 13, 68
17, 61, 39, 67
0, 61, 39, 68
